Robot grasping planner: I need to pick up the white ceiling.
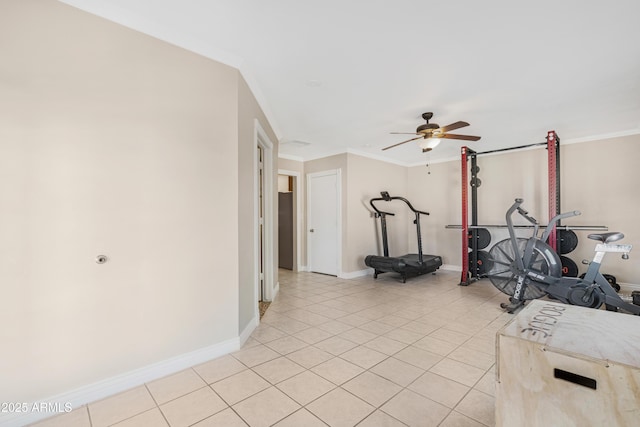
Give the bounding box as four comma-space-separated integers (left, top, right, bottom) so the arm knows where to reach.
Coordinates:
61, 0, 640, 165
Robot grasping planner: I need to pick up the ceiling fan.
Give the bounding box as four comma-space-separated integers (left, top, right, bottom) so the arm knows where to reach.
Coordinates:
383, 112, 481, 152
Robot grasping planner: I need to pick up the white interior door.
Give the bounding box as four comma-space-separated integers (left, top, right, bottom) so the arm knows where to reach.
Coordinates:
307, 170, 340, 276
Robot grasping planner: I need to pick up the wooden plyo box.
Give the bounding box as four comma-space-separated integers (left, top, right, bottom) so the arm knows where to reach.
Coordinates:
496, 300, 640, 427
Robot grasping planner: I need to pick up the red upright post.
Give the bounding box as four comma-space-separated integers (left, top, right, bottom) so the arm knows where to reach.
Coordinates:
460, 146, 469, 285
547, 131, 558, 252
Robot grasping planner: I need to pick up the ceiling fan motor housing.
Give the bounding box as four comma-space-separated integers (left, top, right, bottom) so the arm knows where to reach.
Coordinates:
416, 123, 439, 134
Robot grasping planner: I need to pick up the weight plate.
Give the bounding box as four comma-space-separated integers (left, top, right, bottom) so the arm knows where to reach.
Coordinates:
560, 255, 578, 277
472, 165, 480, 174
470, 177, 482, 188
467, 228, 491, 250
468, 250, 493, 276
559, 230, 579, 254
547, 230, 579, 254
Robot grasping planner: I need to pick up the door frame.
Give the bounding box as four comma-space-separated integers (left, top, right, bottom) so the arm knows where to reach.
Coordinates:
254, 119, 274, 317
278, 169, 302, 272
306, 169, 342, 276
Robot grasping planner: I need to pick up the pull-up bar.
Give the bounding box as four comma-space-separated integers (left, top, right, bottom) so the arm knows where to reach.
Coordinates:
446, 224, 608, 231
473, 141, 547, 156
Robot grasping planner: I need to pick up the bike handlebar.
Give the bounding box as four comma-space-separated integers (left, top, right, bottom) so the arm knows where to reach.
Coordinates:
517, 206, 538, 225
541, 210, 581, 242
551, 210, 582, 222
507, 198, 582, 241
507, 199, 537, 225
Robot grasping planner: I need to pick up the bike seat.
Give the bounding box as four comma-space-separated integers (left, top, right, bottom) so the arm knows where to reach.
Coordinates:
587, 232, 624, 243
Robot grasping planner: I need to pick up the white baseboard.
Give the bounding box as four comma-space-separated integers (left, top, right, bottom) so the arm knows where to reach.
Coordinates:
440, 264, 463, 272
339, 269, 371, 279
1, 338, 240, 427
239, 315, 259, 347
619, 282, 640, 293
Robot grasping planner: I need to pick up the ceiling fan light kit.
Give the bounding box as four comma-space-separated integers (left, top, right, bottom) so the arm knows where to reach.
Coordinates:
419, 138, 441, 152
384, 112, 481, 152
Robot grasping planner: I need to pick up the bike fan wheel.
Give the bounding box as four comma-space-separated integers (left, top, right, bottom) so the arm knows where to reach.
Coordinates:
488, 238, 548, 300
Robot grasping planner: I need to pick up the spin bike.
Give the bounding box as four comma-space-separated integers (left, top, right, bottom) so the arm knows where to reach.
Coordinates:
488, 198, 640, 315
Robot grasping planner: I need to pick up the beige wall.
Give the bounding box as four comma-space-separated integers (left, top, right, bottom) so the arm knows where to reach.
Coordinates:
406, 160, 466, 267
345, 154, 408, 272
561, 136, 639, 282
0, 0, 277, 406
279, 158, 305, 174
278, 175, 290, 192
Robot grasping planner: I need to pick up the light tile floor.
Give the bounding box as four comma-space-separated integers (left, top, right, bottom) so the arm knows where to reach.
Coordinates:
31, 269, 513, 427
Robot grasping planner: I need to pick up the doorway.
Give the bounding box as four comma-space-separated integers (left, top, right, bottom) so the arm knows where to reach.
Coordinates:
278, 187, 294, 270
278, 170, 301, 272
254, 120, 274, 320
307, 169, 341, 276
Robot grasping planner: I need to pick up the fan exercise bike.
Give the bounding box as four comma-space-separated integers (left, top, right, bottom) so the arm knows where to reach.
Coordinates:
488, 198, 640, 315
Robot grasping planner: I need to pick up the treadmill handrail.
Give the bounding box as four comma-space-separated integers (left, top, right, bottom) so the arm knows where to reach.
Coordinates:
390, 196, 430, 216
371, 192, 431, 264
369, 198, 395, 217
374, 192, 430, 216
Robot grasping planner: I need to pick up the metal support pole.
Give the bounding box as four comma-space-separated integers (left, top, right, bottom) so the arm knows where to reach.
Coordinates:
547, 131, 559, 252
460, 146, 470, 285
415, 212, 423, 263
555, 132, 561, 250
379, 214, 390, 257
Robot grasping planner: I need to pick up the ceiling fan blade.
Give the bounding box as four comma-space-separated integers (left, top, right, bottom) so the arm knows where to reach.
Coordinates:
382, 135, 424, 151
438, 121, 469, 133
441, 133, 481, 141
389, 132, 419, 135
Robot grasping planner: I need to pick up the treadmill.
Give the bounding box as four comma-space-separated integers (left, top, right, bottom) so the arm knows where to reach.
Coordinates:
365, 192, 442, 283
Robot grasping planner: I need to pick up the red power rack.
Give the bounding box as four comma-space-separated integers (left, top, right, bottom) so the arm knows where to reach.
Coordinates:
459, 131, 560, 286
